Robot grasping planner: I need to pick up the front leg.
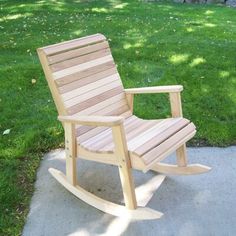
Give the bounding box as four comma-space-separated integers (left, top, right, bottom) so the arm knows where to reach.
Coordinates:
64, 122, 77, 186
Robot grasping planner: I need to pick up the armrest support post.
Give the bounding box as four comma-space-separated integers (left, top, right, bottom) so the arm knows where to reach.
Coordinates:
169, 92, 183, 117
126, 93, 134, 113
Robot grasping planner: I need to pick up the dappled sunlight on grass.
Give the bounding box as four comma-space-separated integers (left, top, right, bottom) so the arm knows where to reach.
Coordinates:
123, 41, 143, 50
205, 10, 215, 15
91, 7, 109, 13
71, 29, 83, 37
219, 71, 230, 78
186, 27, 194, 32
169, 54, 189, 65
0, 13, 33, 22
204, 23, 216, 28
189, 57, 206, 67
113, 2, 129, 9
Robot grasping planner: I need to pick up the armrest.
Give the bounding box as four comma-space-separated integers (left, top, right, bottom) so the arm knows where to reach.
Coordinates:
125, 85, 183, 94
58, 115, 124, 127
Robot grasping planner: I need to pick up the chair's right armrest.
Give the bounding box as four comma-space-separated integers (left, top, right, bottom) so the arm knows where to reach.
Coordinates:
124, 85, 183, 94
58, 115, 124, 127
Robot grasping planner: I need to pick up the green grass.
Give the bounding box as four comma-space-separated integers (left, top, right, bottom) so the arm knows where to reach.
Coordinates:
0, 0, 236, 234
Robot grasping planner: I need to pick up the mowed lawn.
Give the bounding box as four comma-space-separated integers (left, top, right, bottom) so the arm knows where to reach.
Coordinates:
1, 0, 236, 234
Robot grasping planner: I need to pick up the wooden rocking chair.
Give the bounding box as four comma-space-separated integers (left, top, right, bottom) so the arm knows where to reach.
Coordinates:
37, 34, 211, 219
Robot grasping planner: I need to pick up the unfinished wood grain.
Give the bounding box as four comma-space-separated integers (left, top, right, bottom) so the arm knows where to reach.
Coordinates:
77, 146, 117, 165
77, 111, 132, 143
58, 67, 117, 94
142, 130, 196, 173
67, 86, 124, 115
64, 80, 123, 108
61, 73, 120, 101
64, 122, 77, 186
102, 119, 158, 152
53, 55, 114, 80
141, 123, 196, 165
77, 93, 126, 116
169, 92, 183, 117
126, 93, 134, 113
150, 163, 211, 175
37, 49, 67, 116
58, 115, 124, 127
48, 41, 109, 65
112, 124, 137, 209
125, 85, 183, 94
81, 116, 143, 151
51, 48, 111, 72
131, 158, 211, 175
132, 119, 190, 156
42, 34, 106, 55
55, 61, 116, 87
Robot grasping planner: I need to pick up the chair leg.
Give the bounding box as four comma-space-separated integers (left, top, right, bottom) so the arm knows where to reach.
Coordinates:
118, 163, 137, 210
176, 144, 187, 167
64, 122, 77, 186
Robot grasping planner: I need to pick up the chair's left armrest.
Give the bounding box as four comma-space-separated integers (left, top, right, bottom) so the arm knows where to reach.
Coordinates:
58, 115, 124, 127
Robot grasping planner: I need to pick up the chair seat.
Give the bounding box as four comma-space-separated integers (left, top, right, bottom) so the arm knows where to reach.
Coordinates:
78, 115, 196, 165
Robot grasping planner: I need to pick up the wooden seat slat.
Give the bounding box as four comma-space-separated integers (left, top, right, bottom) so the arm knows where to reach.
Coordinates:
82, 116, 143, 149
133, 119, 190, 156
141, 123, 196, 165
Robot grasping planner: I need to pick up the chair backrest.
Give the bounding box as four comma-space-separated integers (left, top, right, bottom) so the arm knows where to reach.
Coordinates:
37, 34, 131, 121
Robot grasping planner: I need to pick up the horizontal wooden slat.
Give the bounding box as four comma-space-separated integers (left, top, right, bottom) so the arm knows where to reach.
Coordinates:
53, 55, 113, 80
142, 131, 196, 173
82, 116, 142, 150
51, 48, 111, 72
102, 119, 158, 152
58, 67, 117, 94
100, 121, 152, 151
48, 41, 109, 65
127, 119, 171, 150
77, 111, 132, 143
84, 118, 144, 151
131, 118, 190, 156
62, 73, 120, 102
67, 86, 124, 115
42, 34, 106, 56
141, 123, 196, 165
77, 109, 132, 138
64, 79, 123, 108
77, 93, 126, 116
55, 61, 116, 87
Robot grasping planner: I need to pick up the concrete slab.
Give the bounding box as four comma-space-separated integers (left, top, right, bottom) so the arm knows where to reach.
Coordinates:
23, 147, 236, 236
